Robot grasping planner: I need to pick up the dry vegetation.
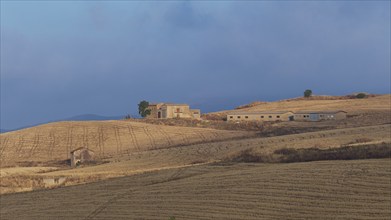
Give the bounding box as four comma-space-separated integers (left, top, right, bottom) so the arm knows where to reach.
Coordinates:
228, 142, 391, 163
1, 159, 390, 219
206, 94, 391, 127
1, 124, 389, 194
0, 95, 390, 219
0, 120, 253, 167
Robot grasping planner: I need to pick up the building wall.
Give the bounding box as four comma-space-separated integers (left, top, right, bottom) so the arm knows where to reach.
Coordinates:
294, 112, 347, 121
293, 113, 311, 121
70, 149, 95, 167
164, 105, 192, 119
147, 104, 200, 119
191, 109, 201, 119
335, 112, 347, 120
227, 112, 293, 122
146, 103, 163, 119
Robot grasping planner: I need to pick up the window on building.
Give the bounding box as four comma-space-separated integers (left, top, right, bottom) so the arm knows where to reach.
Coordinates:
237, 116, 241, 119
245, 116, 248, 119
176, 108, 180, 113
276, 116, 280, 118
269, 116, 272, 118
230, 116, 233, 119
261, 116, 264, 118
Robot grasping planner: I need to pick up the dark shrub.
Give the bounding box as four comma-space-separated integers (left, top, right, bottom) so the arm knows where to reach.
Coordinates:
356, 93, 367, 99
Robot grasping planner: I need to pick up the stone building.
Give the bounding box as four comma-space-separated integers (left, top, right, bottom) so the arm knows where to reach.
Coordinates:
146, 103, 200, 119
70, 147, 95, 167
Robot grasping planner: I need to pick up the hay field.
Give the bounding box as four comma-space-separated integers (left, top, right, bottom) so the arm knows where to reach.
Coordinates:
1, 159, 390, 220
1, 124, 388, 194
229, 94, 391, 113
209, 94, 390, 122
47, 124, 390, 177
0, 120, 253, 167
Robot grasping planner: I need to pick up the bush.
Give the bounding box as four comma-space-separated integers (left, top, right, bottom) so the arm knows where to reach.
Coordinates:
275, 143, 390, 163
356, 93, 367, 99
227, 142, 391, 164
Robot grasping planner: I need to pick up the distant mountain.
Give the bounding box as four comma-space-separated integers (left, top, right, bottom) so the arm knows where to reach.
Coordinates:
0, 129, 10, 134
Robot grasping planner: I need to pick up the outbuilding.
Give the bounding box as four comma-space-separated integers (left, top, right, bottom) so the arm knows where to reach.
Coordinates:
293, 111, 347, 121
70, 147, 95, 167
227, 111, 294, 122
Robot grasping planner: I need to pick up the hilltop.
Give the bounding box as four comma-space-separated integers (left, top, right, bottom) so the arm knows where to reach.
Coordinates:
0, 120, 253, 168
205, 94, 391, 122
0, 94, 390, 218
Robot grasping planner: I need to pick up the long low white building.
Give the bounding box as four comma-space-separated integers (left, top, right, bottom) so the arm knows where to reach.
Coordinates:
227, 110, 347, 122
227, 111, 294, 122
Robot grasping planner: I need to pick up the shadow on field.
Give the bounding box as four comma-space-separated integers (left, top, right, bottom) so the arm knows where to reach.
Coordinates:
226, 142, 391, 163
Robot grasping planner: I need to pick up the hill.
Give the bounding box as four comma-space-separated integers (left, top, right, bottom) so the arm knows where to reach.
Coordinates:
61, 114, 125, 121
0, 120, 253, 167
1, 159, 390, 219
205, 94, 391, 125
1, 124, 389, 194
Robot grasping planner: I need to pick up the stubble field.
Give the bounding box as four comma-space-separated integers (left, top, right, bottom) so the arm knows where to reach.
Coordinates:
1, 159, 390, 220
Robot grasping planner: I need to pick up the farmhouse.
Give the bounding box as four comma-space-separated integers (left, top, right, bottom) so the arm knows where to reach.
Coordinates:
70, 147, 95, 167
147, 103, 201, 119
293, 111, 347, 121
227, 111, 294, 122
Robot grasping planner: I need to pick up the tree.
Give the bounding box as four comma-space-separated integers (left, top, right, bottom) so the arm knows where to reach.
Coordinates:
356, 93, 367, 99
304, 89, 312, 98
138, 100, 151, 118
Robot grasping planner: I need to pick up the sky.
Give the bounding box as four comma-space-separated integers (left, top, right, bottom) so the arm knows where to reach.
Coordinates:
1, 1, 390, 130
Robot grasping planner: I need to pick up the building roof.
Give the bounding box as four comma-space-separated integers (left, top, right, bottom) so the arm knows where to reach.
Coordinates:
227, 111, 294, 115
148, 103, 189, 106
70, 147, 94, 153
294, 110, 347, 114
148, 103, 164, 106
162, 103, 189, 106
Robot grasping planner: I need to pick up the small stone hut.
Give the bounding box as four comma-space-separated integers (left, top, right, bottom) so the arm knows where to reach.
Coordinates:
70, 147, 95, 167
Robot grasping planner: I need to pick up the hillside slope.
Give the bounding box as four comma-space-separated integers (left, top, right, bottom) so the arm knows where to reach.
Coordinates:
0, 120, 253, 167
211, 94, 390, 115
1, 159, 390, 220
1, 124, 389, 194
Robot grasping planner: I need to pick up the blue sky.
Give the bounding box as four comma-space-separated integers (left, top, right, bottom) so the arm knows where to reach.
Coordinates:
1, 1, 390, 129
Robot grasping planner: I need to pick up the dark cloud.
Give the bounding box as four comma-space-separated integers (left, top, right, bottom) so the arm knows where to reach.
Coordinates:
1, 1, 389, 129
164, 1, 212, 29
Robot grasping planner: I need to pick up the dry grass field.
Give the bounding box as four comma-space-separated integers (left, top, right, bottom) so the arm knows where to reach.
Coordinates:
0, 96, 390, 219
1, 159, 390, 220
228, 94, 391, 113
0, 120, 253, 167
207, 95, 391, 126
1, 124, 389, 194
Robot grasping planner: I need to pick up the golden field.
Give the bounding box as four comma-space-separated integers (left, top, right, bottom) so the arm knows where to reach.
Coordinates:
1, 124, 389, 194
0, 95, 390, 219
1, 159, 390, 220
0, 120, 253, 167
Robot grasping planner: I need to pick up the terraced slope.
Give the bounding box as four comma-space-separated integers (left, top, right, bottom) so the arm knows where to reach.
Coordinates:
1, 159, 390, 220
0, 121, 252, 167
